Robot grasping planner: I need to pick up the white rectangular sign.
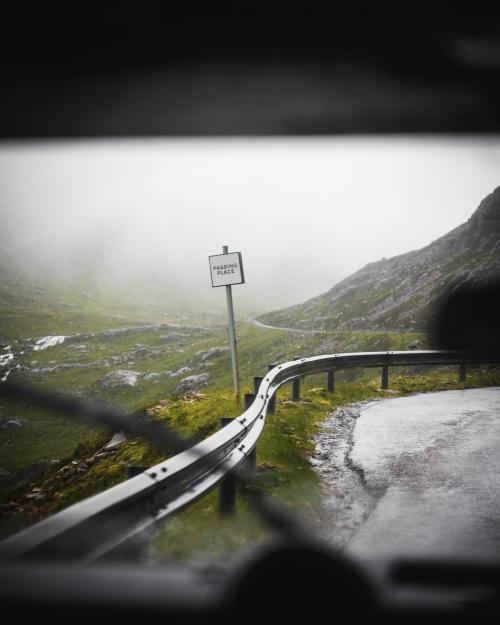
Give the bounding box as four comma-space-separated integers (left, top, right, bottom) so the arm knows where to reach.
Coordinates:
209, 252, 245, 287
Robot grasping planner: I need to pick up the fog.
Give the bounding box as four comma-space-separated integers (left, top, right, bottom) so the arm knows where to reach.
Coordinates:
1, 136, 499, 312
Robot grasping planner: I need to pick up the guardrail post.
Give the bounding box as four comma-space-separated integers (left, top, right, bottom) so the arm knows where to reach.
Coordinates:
126, 466, 147, 479
327, 369, 335, 393
381, 364, 389, 390
253, 376, 263, 395
243, 394, 257, 469
267, 392, 276, 415
244, 393, 255, 410
459, 363, 466, 382
292, 377, 301, 401
247, 446, 257, 469
218, 418, 237, 516
267, 364, 276, 414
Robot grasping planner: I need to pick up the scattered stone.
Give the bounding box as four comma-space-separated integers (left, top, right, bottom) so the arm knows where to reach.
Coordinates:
175, 374, 209, 395
170, 366, 191, 377
197, 347, 229, 362
159, 333, 185, 342
130, 345, 152, 358
104, 431, 126, 450
0, 418, 26, 429
33, 335, 66, 351
144, 370, 172, 381
26, 492, 45, 501
101, 369, 141, 388
182, 392, 207, 404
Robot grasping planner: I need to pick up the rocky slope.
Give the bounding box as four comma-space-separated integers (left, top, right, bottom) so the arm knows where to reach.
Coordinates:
260, 186, 500, 332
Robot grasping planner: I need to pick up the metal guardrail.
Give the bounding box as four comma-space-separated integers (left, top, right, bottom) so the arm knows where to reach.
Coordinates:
0, 350, 498, 562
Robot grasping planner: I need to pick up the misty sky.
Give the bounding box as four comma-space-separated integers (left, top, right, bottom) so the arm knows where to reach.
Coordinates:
0, 136, 499, 310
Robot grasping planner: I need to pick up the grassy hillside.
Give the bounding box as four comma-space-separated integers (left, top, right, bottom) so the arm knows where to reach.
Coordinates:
0, 310, 427, 498
259, 186, 500, 332
0, 270, 227, 340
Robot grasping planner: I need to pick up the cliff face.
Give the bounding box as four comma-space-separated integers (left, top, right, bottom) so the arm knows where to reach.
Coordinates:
259, 187, 500, 332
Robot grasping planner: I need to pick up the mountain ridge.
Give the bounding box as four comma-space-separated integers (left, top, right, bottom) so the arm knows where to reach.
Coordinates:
259, 186, 500, 333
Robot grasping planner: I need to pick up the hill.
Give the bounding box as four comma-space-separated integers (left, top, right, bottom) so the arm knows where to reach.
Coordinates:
259, 186, 500, 332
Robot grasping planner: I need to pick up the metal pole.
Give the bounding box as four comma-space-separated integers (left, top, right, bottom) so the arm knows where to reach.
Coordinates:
459, 363, 466, 382
223, 245, 241, 409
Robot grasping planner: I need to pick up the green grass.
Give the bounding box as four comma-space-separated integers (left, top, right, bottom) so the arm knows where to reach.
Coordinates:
0, 322, 427, 490
0, 273, 227, 340
3, 365, 498, 557
2, 278, 499, 555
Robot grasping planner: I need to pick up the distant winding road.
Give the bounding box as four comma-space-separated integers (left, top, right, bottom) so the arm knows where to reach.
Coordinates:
248, 319, 328, 335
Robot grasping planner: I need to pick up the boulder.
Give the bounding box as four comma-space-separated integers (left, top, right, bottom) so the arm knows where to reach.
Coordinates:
175, 374, 209, 395
0, 418, 26, 429
170, 366, 191, 377
131, 345, 152, 358
159, 333, 185, 342
143, 370, 172, 381
198, 347, 229, 362
101, 369, 141, 388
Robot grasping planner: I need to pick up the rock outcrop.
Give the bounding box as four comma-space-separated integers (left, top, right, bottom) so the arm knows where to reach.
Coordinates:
101, 369, 141, 388
259, 186, 500, 332
197, 347, 229, 362
174, 374, 209, 395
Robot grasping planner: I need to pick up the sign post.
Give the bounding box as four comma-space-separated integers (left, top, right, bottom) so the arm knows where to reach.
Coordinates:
208, 246, 245, 409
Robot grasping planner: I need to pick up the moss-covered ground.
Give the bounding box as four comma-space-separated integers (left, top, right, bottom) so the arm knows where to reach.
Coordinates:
2, 364, 499, 561
0, 319, 427, 494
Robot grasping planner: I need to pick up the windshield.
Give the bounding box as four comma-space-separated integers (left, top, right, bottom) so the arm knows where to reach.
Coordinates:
1, 136, 499, 565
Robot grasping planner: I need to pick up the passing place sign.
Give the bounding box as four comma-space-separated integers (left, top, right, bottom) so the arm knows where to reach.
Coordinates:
209, 252, 245, 287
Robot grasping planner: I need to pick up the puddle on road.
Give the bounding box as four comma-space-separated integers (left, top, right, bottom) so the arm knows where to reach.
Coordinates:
310, 401, 382, 550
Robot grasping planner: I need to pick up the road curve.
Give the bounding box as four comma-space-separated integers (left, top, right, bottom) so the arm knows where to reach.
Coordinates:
314, 387, 500, 560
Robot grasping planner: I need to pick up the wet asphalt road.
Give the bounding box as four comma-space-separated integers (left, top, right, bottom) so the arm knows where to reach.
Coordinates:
313, 387, 500, 560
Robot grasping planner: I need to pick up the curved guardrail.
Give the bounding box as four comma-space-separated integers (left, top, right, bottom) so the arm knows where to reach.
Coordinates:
0, 350, 497, 561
